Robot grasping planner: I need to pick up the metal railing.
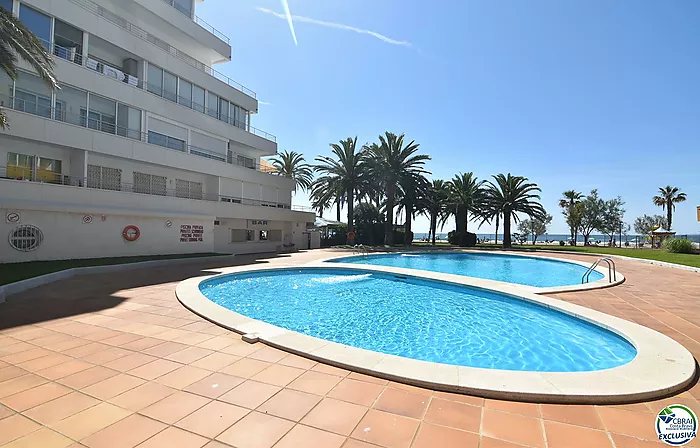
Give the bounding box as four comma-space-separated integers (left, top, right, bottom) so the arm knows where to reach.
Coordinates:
1, 95, 277, 174
68, 0, 255, 98
157, 0, 231, 44
0, 165, 307, 212
582, 257, 617, 284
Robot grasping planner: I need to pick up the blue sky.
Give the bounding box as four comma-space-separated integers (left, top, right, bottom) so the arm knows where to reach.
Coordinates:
197, 0, 700, 234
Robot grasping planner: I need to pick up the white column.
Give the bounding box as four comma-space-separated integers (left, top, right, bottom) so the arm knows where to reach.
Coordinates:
81, 33, 89, 66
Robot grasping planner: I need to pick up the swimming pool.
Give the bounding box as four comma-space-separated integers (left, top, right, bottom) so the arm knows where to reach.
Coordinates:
199, 268, 636, 372
328, 252, 604, 287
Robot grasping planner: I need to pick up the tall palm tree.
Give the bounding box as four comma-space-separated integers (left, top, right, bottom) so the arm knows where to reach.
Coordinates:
314, 137, 365, 241
365, 132, 430, 246
477, 196, 500, 245
652, 186, 687, 231
0, 6, 58, 128
486, 173, 546, 248
309, 177, 337, 218
421, 180, 449, 246
447, 172, 485, 246
559, 190, 583, 245
397, 172, 428, 245
269, 150, 313, 192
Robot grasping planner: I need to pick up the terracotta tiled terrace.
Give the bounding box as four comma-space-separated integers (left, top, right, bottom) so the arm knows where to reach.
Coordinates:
0, 249, 698, 448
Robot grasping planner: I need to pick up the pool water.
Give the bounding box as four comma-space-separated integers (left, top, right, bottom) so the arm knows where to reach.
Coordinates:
200, 268, 635, 372
330, 252, 604, 287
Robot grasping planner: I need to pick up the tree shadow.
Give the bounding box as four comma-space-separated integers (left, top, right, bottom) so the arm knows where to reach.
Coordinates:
0, 252, 291, 330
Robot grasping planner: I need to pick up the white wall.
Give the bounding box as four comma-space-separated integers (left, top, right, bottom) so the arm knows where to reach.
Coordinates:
0, 207, 214, 263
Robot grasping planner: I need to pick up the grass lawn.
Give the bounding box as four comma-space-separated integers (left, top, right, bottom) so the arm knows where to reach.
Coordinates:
474, 244, 700, 268
0, 253, 223, 286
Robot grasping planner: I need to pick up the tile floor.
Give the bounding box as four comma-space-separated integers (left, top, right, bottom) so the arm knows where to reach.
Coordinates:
0, 249, 698, 447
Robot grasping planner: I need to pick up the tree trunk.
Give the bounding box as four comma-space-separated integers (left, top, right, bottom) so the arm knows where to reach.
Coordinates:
573, 229, 578, 246
319, 209, 324, 218
385, 184, 396, 246
336, 200, 341, 222
584, 234, 589, 246
495, 214, 499, 245
346, 189, 354, 244
503, 210, 512, 248
456, 206, 467, 246
430, 213, 437, 245
667, 203, 672, 230
404, 203, 413, 246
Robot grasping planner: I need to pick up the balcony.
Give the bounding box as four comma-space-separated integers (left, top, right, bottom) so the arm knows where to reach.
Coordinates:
68, 0, 255, 98
158, 0, 231, 45
1, 94, 277, 174
0, 165, 311, 213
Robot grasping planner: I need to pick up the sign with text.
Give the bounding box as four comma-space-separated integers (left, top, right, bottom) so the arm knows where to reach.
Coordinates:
247, 219, 270, 229
697, 206, 700, 222
180, 224, 204, 243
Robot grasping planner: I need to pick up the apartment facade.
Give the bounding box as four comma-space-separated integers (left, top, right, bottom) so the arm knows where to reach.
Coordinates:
0, 0, 316, 263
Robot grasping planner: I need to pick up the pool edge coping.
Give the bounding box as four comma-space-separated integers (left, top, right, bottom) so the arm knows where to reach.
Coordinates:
315, 250, 625, 294
175, 264, 696, 405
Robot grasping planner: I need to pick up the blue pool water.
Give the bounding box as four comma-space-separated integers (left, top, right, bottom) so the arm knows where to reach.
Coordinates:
329, 252, 604, 287
199, 268, 636, 372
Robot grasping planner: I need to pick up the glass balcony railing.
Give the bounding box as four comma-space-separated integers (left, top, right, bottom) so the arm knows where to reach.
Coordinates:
158, 0, 231, 45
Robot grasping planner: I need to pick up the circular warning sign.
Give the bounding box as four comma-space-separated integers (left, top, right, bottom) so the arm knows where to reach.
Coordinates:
82, 215, 93, 224
6, 212, 20, 223
165, 220, 173, 228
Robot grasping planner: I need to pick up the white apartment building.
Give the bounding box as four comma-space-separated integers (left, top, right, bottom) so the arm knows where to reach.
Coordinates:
0, 0, 317, 263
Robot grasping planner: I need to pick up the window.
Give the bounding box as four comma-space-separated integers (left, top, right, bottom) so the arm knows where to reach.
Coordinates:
231, 229, 247, 243
247, 230, 254, 241
36, 156, 62, 183
85, 94, 116, 133
6, 152, 34, 179
133, 172, 167, 196
54, 19, 83, 65
259, 230, 268, 241
87, 164, 122, 191
175, 179, 203, 200
56, 85, 86, 126
148, 131, 185, 152
19, 5, 50, 49
192, 85, 205, 113
218, 98, 229, 123
117, 104, 142, 140
8, 225, 44, 252
207, 92, 218, 118
147, 64, 163, 96
178, 79, 192, 108
173, 0, 192, 17
163, 71, 177, 102
233, 105, 248, 130
237, 155, 256, 169
14, 89, 51, 118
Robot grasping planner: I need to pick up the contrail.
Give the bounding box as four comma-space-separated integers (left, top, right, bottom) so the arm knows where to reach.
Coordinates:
280, 0, 297, 46
257, 7, 411, 48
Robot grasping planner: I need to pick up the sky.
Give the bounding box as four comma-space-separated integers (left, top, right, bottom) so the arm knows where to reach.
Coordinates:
196, 0, 700, 235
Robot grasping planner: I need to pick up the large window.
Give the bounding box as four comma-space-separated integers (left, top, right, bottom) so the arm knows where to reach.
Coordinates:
178, 79, 192, 108
233, 105, 249, 130
192, 85, 205, 113
218, 98, 229, 123
237, 155, 256, 169
148, 131, 185, 152
84, 94, 116, 134
133, 172, 166, 196
147, 64, 163, 96
19, 4, 50, 49
117, 103, 142, 140
173, 0, 192, 17
54, 19, 83, 65
163, 71, 177, 102
207, 92, 218, 118
56, 85, 86, 126
6, 153, 34, 180
14, 72, 52, 118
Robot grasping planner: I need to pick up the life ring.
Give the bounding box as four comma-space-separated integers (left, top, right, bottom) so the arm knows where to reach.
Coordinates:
347, 231, 356, 240
122, 225, 140, 242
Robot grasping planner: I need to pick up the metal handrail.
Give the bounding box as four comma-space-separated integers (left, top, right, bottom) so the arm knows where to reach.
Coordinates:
157, 0, 231, 44
0, 165, 303, 211
353, 244, 369, 256
68, 0, 255, 98
0, 94, 277, 174
582, 257, 617, 284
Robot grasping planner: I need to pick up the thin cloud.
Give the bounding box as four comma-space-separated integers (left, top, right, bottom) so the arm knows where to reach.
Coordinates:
280, 0, 297, 46
256, 7, 412, 48
258, 100, 272, 105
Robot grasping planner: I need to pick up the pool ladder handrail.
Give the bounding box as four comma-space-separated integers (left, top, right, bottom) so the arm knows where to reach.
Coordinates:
353, 244, 369, 256
582, 257, 616, 284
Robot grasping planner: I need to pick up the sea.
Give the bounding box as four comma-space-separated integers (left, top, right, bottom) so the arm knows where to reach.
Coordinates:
412, 233, 700, 244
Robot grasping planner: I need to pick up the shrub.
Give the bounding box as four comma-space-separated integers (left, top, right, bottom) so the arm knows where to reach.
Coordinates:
662, 238, 696, 254
559, 240, 566, 246
447, 230, 477, 247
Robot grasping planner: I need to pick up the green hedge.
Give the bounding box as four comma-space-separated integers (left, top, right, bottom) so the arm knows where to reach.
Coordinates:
662, 238, 696, 254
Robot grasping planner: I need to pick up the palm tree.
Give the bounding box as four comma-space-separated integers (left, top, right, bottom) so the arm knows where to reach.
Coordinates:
421, 180, 449, 246
477, 196, 500, 245
0, 6, 58, 128
314, 137, 365, 241
486, 173, 546, 248
447, 172, 485, 246
269, 150, 313, 192
397, 172, 428, 245
652, 186, 687, 231
558, 190, 583, 245
309, 177, 337, 218
365, 132, 430, 246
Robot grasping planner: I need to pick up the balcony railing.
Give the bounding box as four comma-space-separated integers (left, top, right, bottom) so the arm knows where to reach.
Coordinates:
41, 37, 276, 143
0, 166, 308, 212
158, 0, 231, 45
68, 0, 255, 98
1, 95, 278, 175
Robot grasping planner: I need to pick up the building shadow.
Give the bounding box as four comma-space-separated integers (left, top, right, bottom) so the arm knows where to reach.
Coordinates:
0, 252, 290, 330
